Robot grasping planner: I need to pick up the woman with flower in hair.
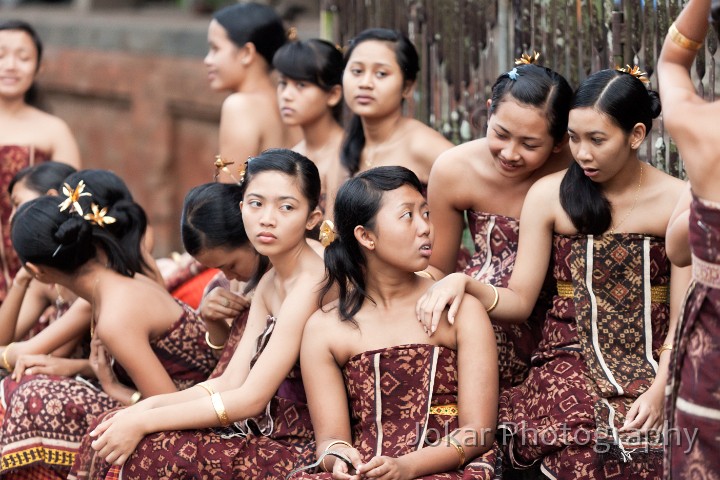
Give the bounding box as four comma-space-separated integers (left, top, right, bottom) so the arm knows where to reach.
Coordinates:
418, 67, 690, 479
657, 0, 720, 475
0, 170, 217, 479
427, 54, 573, 399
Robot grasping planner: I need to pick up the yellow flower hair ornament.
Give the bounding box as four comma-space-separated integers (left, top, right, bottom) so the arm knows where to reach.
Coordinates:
319, 220, 337, 247
58, 180, 92, 216
214, 155, 238, 182
515, 51, 541, 65
616, 65, 650, 84
83, 203, 117, 227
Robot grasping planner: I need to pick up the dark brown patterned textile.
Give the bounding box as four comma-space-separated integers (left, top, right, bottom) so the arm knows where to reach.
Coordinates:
665, 194, 720, 479
99, 315, 314, 480
463, 211, 547, 390
499, 234, 669, 480
0, 146, 50, 304
1, 304, 216, 477
291, 344, 500, 480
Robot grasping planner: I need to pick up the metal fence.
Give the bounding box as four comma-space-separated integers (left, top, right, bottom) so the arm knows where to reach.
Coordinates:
321, 0, 719, 177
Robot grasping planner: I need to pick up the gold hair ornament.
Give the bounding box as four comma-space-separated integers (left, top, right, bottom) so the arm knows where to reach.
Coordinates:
238, 159, 250, 186
287, 27, 298, 41
616, 65, 650, 84
59, 180, 92, 216
214, 155, 239, 183
515, 51, 541, 65
84, 203, 117, 227
319, 220, 336, 247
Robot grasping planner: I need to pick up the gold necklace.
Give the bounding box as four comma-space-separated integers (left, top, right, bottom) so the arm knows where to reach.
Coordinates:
609, 163, 643, 235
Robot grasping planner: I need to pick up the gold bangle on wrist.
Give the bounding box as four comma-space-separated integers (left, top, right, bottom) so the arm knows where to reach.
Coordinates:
446, 436, 466, 469
322, 440, 353, 471
129, 391, 142, 405
669, 22, 704, 51
485, 284, 499, 314
196, 381, 215, 396
210, 392, 231, 427
2, 342, 16, 372
205, 331, 225, 351
657, 343, 674, 357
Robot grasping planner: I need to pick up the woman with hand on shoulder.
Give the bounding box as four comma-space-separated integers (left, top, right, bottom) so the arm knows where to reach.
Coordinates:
88, 149, 329, 479
274, 38, 348, 219
0, 20, 81, 303
206, 3, 300, 176
0, 171, 217, 479
342, 28, 452, 186
657, 0, 720, 474
290, 166, 498, 480
428, 57, 572, 392
418, 68, 689, 479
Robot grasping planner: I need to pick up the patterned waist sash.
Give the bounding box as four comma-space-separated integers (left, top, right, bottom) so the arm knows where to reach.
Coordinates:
556, 281, 669, 304
692, 254, 720, 288
429, 404, 458, 416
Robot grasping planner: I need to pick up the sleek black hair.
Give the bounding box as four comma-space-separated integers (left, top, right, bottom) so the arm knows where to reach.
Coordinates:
340, 28, 420, 175
0, 20, 43, 107
273, 39, 345, 122
489, 63, 573, 143
560, 69, 661, 235
213, 2, 286, 67
12, 169, 149, 277
181, 182, 261, 293
8, 161, 77, 196
320, 166, 423, 323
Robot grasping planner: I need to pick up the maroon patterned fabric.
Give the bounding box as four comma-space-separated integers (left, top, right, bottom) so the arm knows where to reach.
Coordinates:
463, 211, 547, 390
96, 315, 314, 480
665, 195, 720, 479
291, 344, 500, 480
499, 234, 669, 480
0, 146, 50, 304
1, 304, 216, 477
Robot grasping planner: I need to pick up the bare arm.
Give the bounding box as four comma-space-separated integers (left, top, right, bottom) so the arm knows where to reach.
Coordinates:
49, 118, 82, 168
427, 153, 468, 275
217, 95, 262, 179
666, 183, 693, 267
0, 269, 46, 346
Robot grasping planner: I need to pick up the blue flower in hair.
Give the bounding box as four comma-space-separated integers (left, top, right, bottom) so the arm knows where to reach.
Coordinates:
507, 68, 519, 80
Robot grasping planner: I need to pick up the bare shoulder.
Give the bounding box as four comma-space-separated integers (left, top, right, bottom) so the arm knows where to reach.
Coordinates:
433, 139, 486, 175
529, 169, 565, 200
646, 165, 686, 198
26, 107, 72, 137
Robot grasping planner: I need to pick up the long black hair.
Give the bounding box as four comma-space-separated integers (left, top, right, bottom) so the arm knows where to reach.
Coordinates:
181, 182, 261, 293
489, 63, 573, 143
0, 20, 43, 107
560, 69, 661, 235
320, 166, 423, 323
8, 161, 77, 196
213, 2, 286, 68
273, 39, 345, 122
12, 170, 149, 277
340, 29, 420, 175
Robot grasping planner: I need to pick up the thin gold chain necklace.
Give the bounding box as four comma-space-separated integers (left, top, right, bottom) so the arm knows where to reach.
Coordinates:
609, 163, 643, 235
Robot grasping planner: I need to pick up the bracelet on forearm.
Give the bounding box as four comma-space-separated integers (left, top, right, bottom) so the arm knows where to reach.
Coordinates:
129, 391, 142, 405
446, 435, 466, 469
322, 440, 353, 471
485, 284, 499, 314
657, 343, 674, 357
2, 343, 16, 372
210, 392, 231, 427
205, 331, 225, 350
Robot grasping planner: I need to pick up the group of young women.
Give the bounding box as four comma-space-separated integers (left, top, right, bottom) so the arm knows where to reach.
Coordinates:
0, 0, 717, 478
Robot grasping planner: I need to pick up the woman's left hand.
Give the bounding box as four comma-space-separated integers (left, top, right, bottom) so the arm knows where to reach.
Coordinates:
90, 410, 146, 465
619, 383, 665, 433
353, 455, 412, 480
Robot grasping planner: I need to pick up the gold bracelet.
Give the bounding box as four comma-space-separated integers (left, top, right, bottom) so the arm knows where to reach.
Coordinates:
129, 391, 142, 405
205, 331, 225, 350
446, 436, 466, 469
196, 381, 215, 396
657, 343, 674, 356
669, 22, 704, 51
322, 440, 353, 471
485, 284, 499, 314
210, 392, 231, 427
2, 342, 16, 372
